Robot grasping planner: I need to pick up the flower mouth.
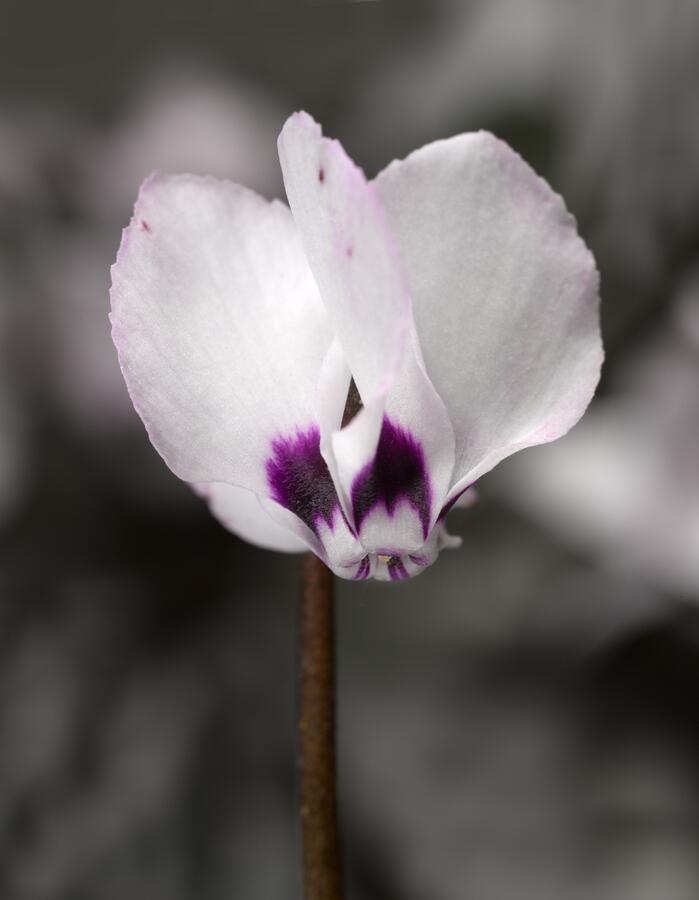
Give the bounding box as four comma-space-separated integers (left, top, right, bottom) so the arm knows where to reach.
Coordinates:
347, 547, 437, 582
371, 552, 412, 581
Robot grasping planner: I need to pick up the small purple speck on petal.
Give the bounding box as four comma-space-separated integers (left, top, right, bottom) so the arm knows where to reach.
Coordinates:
318, 167, 325, 183
266, 425, 342, 535
352, 417, 432, 540
346, 244, 353, 258
140, 219, 151, 232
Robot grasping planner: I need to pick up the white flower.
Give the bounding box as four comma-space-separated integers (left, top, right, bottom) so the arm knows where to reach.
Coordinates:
110, 111, 602, 581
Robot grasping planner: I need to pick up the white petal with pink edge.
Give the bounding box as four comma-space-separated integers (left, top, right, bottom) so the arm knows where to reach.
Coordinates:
374, 131, 603, 508
110, 173, 332, 495
279, 112, 456, 552
278, 111, 409, 407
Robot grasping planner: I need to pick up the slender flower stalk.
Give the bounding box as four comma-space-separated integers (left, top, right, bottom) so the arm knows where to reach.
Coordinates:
298, 554, 343, 900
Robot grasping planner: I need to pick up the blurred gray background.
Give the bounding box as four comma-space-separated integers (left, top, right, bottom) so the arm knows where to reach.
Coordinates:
1, 1, 699, 898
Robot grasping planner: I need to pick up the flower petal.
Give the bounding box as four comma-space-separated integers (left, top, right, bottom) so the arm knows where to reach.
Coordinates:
375, 132, 603, 500
317, 328, 457, 551
110, 173, 332, 494
279, 113, 456, 546
277, 111, 409, 406
193, 482, 307, 553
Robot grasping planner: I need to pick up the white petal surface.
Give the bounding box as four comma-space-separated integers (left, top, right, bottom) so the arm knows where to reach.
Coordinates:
278, 111, 409, 406
193, 483, 307, 553
279, 113, 456, 542
375, 132, 603, 498
110, 173, 332, 494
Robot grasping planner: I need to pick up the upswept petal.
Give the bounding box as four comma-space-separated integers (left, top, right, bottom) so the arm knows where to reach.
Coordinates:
110, 173, 332, 495
374, 132, 603, 502
193, 482, 308, 553
279, 113, 456, 548
278, 111, 409, 406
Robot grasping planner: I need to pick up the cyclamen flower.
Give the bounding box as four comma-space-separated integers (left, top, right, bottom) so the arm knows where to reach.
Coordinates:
110, 111, 602, 581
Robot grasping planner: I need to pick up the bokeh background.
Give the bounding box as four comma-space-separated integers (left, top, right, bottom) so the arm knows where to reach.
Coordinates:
2, 1, 699, 897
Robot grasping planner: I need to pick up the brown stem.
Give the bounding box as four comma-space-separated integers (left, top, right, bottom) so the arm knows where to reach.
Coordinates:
298, 553, 343, 900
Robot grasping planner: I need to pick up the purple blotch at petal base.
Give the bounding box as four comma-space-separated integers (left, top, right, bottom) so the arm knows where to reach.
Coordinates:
265, 418, 438, 580
266, 425, 341, 535
351, 417, 432, 540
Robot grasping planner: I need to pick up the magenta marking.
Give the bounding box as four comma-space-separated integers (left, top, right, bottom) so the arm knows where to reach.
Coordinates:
351, 417, 431, 540
140, 219, 151, 232
354, 556, 370, 580
408, 553, 428, 567
318, 167, 325, 183
266, 425, 342, 535
388, 558, 409, 581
